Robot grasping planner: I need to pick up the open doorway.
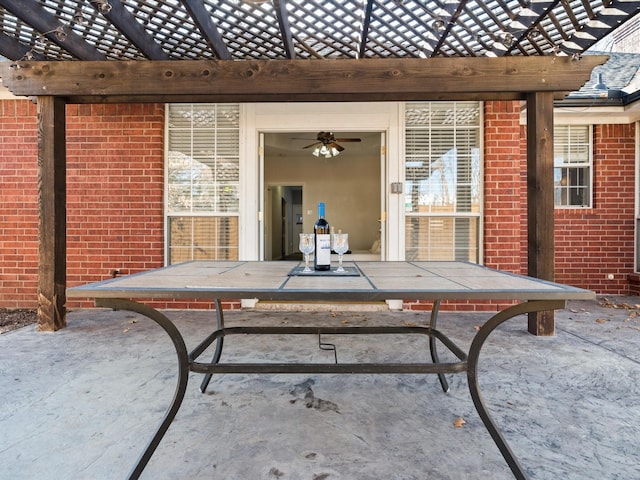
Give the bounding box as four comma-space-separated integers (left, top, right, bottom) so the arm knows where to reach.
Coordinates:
264, 185, 303, 260
263, 131, 383, 261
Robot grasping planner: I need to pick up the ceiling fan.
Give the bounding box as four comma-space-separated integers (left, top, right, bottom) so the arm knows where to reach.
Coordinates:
301, 131, 362, 157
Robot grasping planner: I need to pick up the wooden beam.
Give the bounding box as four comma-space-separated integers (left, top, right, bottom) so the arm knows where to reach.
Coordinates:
0, 0, 107, 60
0, 32, 46, 61
0, 56, 608, 101
57, 90, 573, 105
359, 0, 374, 59
489, 0, 560, 57
526, 91, 555, 336
431, 0, 469, 56
98, 0, 170, 60
36, 96, 67, 331
181, 0, 232, 60
273, 0, 296, 59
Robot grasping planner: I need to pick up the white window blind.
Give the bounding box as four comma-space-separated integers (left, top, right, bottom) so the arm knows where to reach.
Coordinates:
404, 101, 482, 262
167, 104, 240, 213
166, 104, 240, 264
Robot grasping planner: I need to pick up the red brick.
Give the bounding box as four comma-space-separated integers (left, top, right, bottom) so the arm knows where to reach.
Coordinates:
1, 99, 637, 311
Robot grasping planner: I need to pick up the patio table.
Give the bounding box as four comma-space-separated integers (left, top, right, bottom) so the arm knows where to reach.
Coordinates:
67, 260, 594, 480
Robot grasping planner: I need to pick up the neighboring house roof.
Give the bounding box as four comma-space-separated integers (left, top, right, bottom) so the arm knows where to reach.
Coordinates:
565, 52, 640, 106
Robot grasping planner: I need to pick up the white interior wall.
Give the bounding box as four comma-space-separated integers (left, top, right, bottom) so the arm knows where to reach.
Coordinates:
265, 150, 381, 252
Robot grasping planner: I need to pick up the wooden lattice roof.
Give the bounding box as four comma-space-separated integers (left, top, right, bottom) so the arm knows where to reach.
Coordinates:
0, 0, 638, 62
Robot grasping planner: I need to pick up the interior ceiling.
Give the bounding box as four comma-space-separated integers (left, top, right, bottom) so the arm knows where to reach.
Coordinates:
0, 0, 638, 62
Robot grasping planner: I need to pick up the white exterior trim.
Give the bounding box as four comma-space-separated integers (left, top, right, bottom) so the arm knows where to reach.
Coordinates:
0, 82, 20, 99
240, 102, 401, 261
520, 100, 640, 125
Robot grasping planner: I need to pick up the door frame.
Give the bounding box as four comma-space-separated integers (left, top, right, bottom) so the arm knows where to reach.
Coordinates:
241, 102, 402, 261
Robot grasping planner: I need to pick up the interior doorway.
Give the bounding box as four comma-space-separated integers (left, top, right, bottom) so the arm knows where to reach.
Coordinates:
264, 185, 303, 261
263, 131, 383, 261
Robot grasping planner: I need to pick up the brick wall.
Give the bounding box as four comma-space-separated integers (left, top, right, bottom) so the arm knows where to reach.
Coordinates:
1, 99, 637, 313
0, 100, 38, 307
496, 105, 636, 296
554, 123, 636, 294
65, 104, 166, 307
483, 100, 524, 274
514, 114, 636, 295
1, 101, 237, 312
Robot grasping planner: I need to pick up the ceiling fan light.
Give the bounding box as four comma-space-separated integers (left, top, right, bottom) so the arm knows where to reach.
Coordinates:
312, 146, 321, 157
330, 147, 340, 156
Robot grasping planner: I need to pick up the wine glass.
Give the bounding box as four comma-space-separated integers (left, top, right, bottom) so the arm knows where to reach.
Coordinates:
333, 233, 349, 272
298, 233, 315, 272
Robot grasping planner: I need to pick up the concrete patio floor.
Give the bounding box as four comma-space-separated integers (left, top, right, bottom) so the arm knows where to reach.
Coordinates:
1, 297, 639, 480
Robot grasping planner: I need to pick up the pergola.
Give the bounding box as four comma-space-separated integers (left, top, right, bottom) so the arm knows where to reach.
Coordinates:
0, 0, 638, 333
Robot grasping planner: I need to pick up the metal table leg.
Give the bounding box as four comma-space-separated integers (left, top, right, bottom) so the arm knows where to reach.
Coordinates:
95, 298, 190, 480
93, 296, 566, 480
199, 299, 225, 393
428, 299, 450, 393
466, 299, 565, 480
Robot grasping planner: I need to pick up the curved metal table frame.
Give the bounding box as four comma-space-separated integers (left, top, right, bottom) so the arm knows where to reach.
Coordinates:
95, 296, 563, 480
68, 261, 593, 480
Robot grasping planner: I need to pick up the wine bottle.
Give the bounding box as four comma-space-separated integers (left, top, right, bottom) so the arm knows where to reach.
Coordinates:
314, 202, 331, 271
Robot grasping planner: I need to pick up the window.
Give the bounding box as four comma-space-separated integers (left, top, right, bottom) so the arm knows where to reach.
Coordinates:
404, 102, 482, 262
554, 125, 592, 208
166, 104, 240, 264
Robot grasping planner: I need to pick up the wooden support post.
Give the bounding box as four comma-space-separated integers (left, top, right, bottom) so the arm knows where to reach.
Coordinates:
526, 91, 555, 336
37, 96, 67, 331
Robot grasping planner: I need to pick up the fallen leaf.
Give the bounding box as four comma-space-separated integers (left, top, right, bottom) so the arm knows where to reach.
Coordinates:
473, 325, 482, 331
404, 321, 417, 327
453, 417, 466, 428
128, 319, 138, 324
123, 328, 130, 333
341, 320, 349, 324
595, 318, 609, 324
